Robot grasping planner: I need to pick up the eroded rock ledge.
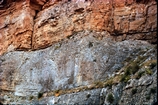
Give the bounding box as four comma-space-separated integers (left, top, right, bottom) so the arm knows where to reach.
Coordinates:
0, 0, 157, 55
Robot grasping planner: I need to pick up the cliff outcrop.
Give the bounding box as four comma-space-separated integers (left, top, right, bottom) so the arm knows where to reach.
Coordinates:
0, 0, 157, 55
0, 0, 157, 104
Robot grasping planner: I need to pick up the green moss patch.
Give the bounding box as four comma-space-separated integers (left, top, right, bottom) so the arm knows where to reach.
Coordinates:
107, 93, 114, 103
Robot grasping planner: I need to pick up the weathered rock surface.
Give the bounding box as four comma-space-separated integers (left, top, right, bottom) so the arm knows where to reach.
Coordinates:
0, 32, 157, 104
0, 0, 35, 55
36, 77, 157, 105
0, 0, 157, 55
0, 0, 157, 104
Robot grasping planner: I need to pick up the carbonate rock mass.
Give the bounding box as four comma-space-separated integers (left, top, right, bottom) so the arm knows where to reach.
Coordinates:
0, 0, 157, 104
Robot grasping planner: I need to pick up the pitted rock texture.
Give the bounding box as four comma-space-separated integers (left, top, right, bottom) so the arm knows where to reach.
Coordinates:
0, 0, 157, 55
0, 0, 35, 55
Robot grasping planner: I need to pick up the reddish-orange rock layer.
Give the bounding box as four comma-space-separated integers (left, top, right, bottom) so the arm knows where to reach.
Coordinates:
0, 0, 157, 55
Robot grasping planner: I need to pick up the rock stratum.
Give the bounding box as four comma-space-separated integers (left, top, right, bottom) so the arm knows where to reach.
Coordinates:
0, 0, 157, 104
0, 0, 157, 55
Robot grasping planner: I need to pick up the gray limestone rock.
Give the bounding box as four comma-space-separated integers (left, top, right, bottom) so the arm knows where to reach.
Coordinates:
0, 31, 157, 104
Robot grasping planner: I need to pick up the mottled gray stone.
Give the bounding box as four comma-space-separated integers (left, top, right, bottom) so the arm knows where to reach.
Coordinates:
0, 31, 157, 104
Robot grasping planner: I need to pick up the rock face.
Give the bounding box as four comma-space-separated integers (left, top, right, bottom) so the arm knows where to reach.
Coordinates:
0, 32, 157, 104
0, 0, 157, 55
0, 0, 35, 54
0, 0, 157, 104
